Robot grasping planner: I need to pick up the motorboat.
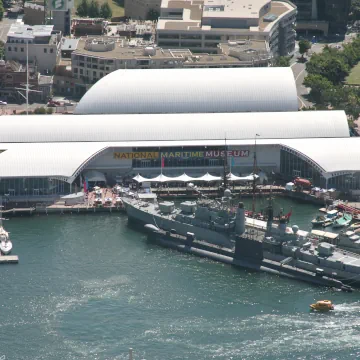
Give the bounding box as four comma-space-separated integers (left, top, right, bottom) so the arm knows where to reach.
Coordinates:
312, 210, 338, 227
95, 189, 102, 196
310, 300, 334, 312
349, 222, 360, 230
311, 215, 326, 226
115, 197, 123, 206
333, 213, 352, 228
104, 197, 112, 205
0, 227, 12, 255
94, 198, 103, 207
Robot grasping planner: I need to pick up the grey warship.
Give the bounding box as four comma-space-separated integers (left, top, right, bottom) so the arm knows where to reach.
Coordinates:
122, 190, 360, 287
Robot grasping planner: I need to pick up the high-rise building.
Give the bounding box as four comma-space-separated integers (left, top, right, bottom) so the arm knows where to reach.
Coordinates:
292, 0, 351, 35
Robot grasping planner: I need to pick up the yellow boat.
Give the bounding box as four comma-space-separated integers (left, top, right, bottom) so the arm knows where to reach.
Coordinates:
310, 300, 334, 312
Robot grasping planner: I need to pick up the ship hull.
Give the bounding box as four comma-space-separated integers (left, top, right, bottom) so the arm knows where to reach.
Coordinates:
123, 199, 234, 249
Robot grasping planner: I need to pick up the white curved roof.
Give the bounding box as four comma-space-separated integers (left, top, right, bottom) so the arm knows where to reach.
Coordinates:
0, 111, 349, 143
75, 67, 298, 115
0, 138, 359, 180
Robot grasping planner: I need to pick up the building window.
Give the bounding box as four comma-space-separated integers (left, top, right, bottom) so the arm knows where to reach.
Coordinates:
79, 68, 83, 74
93, 71, 96, 76
14, 47, 17, 52
44, 48, 47, 53
105, 66, 109, 70
8, 47, 11, 51
74, 67, 78, 73
50, 48, 54, 53
99, 72, 103, 77
21, 47, 24, 52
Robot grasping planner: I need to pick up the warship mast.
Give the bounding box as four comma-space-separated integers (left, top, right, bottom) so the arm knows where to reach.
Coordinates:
251, 134, 260, 214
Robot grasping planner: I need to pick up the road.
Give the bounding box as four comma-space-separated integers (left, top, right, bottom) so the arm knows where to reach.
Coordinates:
291, 42, 325, 109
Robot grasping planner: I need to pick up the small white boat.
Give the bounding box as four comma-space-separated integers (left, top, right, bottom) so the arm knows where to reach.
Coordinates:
0, 227, 12, 255
94, 198, 103, 206
115, 197, 123, 205
95, 189, 102, 196
104, 197, 112, 205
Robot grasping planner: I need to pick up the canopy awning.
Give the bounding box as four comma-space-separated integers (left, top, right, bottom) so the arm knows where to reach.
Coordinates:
133, 174, 149, 183
195, 172, 222, 182
84, 170, 106, 182
169, 173, 198, 182
227, 173, 259, 182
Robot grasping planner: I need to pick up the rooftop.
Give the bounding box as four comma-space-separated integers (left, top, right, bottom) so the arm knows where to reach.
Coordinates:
61, 38, 79, 51
7, 24, 54, 39
75, 67, 298, 114
72, 36, 267, 64
158, 0, 295, 32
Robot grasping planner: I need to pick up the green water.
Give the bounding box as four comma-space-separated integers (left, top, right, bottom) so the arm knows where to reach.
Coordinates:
1, 198, 360, 360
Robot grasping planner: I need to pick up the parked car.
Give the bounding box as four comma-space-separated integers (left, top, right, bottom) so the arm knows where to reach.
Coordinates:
0, 101, 8, 105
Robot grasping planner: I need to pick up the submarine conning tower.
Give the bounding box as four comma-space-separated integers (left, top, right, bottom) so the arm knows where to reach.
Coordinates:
235, 202, 245, 235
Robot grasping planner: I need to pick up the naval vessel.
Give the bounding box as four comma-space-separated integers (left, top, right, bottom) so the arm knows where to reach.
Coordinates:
122, 190, 360, 287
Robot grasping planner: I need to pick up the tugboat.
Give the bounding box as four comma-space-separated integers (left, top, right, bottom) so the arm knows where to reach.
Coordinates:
310, 300, 334, 312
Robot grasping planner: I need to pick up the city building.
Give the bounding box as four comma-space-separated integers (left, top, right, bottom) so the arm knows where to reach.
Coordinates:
23, 2, 45, 26
5, 24, 62, 74
125, 0, 161, 20
157, 0, 297, 56
293, 0, 351, 35
0, 60, 51, 102
53, 10, 72, 36
0, 110, 358, 198
74, 67, 298, 114
61, 38, 79, 58
70, 35, 273, 94
71, 18, 107, 36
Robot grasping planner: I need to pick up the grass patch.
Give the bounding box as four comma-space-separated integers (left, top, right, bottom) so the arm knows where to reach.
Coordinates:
72, 0, 124, 18
346, 62, 360, 85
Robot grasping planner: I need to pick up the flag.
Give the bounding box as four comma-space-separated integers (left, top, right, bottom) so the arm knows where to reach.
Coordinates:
83, 180, 87, 193
161, 156, 165, 168
285, 208, 292, 218
231, 157, 235, 167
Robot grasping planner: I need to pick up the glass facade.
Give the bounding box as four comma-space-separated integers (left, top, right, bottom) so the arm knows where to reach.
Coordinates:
280, 148, 323, 186
280, 148, 360, 190
0, 177, 70, 196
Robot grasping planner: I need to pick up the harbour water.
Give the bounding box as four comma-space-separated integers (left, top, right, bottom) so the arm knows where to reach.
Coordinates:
1, 197, 360, 360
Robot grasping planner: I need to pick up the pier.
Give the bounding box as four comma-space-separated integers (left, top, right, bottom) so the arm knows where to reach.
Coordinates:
0, 255, 19, 264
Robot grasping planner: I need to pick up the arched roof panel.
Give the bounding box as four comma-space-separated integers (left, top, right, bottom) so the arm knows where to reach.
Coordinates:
74, 67, 299, 114
0, 111, 349, 143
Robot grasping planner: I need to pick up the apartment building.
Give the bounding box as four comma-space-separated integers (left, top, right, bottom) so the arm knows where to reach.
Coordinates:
5, 24, 62, 74
70, 35, 272, 96
156, 0, 297, 57
125, 0, 161, 20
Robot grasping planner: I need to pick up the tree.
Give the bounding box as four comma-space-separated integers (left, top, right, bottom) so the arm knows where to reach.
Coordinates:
350, 0, 360, 21
306, 52, 350, 84
34, 107, 47, 114
76, 0, 88, 17
0, 0, 4, 21
298, 39, 312, 59
100, 2, 112, 19
0, 41, 4, 59
303, 74, 334, 104
146, 8, 159, 21
88, 0, 100, 17
273, 56, 290, 67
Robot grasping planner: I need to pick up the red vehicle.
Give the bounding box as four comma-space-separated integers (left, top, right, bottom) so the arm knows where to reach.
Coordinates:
47, 99, 61, 107
294, 177, 312, 188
